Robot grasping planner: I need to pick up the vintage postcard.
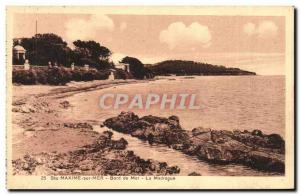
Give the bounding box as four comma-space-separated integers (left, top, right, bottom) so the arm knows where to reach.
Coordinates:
6, 6, 294, 189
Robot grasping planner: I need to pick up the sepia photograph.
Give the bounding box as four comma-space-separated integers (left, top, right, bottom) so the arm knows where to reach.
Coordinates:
6, 6, 295, 189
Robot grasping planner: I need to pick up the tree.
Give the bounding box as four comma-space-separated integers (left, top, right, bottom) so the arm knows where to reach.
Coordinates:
72, 40, 112, 69
15, 33, 73, 66
120, 56, 146, 79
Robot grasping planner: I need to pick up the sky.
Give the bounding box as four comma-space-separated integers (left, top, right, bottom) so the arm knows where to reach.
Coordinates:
13, 13, 285, 75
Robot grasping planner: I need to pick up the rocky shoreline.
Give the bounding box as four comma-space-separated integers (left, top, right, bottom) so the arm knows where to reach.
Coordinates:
12, 131, 180, 176
11, 81, 285, 176
104, 112, 285, 173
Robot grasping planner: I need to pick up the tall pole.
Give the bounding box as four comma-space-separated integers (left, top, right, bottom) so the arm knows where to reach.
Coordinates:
35, 20, 37, 35
35, 20, 37, 65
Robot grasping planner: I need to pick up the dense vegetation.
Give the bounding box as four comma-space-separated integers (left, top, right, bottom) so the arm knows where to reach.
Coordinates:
149, 60, 256, 76
13, 33, 152, 84
13, 34, 113, 70
12, 67, 133, 85
72, 40, 113, 69
120, 56, 154, 79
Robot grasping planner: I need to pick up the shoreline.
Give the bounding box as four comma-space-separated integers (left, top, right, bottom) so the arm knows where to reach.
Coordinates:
11, 79, 183, 176
11, 78, 284, 176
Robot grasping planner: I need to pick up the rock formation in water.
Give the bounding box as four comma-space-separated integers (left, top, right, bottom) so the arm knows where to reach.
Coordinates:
12, 131, 180, 176
104, 112, 285, 173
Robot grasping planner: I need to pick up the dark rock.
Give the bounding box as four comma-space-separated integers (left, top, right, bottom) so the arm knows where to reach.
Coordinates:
12, 131, 180, 176
265, 134, 285, 149
252, 129, 263, 137
165, 130, 190, 146
229, 130, 284, 152
102, 131, 113, 139
103, 112, 139, 133
131, 129, 147, 139
192, 127, 211, 136
159, 162, 168, 169
168, 115, 179, 122
167, 166, 180, 174
168, 115, 182, 129
188, 172, 201, 176
133, 120, 153, 129
140, 115, 168, 124
126, 150, 135, 157
246, 151, 285, 173
64, 122, 93, 130
243, 130, 249, 133
12, 99, 26, 106
60, 101, 71, 109
12, 154, 39, 175
110, 138, 128, 150
171, 144, 184, 150
104, 112, 285, 173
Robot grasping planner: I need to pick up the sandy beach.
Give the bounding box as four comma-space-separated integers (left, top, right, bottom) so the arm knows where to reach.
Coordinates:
12, 79, 147, 159
11, 79, 186, 176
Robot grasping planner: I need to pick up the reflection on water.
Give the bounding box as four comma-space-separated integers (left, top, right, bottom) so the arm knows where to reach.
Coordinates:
94, 126, 280, 176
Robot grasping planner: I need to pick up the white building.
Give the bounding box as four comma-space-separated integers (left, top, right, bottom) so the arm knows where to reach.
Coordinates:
13, 45, 26, 61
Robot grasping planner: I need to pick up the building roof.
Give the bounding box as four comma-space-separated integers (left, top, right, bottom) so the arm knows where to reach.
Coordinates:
13, 45, 26, 52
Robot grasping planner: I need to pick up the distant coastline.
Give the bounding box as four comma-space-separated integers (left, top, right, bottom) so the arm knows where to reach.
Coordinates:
148, 60, 256, 76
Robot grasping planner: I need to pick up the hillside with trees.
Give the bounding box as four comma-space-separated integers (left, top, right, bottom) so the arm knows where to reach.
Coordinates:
149, 60, 256, 76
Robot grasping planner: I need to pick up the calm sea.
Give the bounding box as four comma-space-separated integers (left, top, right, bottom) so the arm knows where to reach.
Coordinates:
63, 75, 285, 175
66, 75, 285, 135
